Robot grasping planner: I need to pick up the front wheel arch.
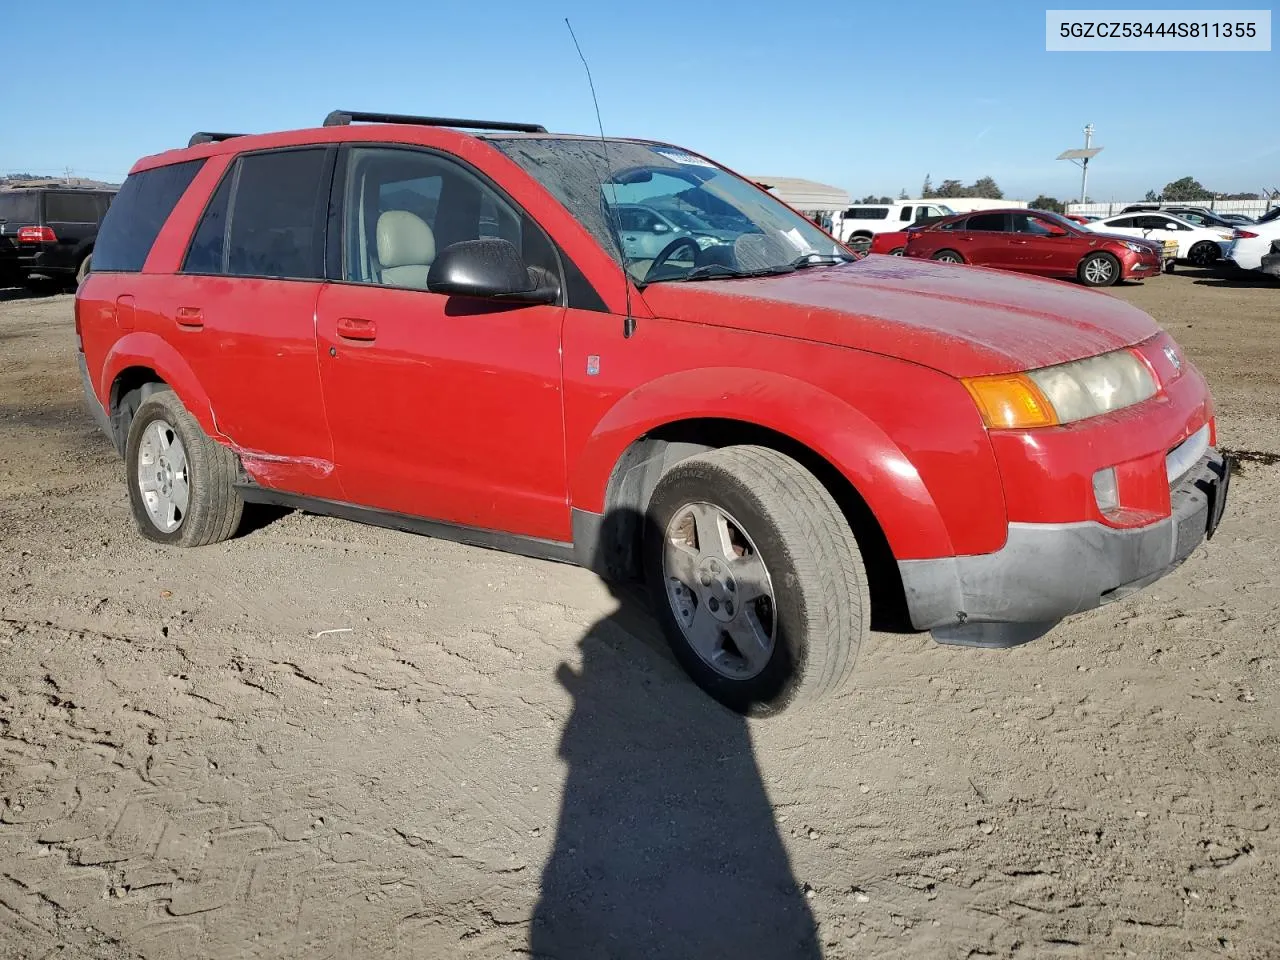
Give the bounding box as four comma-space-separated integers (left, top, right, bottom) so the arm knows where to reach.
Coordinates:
590, 418, 913, 633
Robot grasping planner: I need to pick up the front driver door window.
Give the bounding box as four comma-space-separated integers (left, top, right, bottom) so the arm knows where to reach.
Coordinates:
314, 145, 571, 539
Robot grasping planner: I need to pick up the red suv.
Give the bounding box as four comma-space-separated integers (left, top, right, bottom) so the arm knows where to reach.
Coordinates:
903, 209, 1163, 286
77, 112, 1228, 714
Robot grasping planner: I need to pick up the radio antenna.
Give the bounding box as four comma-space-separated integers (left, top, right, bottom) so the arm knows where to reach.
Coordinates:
565, 18, 635, 338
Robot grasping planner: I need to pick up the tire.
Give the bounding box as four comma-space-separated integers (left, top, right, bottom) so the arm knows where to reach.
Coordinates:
847, 233, 872, 254
124, 388, 243, 547
75, 253, 92, 285
1187, 241, 1219, 268
1078, 251, 1120, 287
889, 247, 905, 256
931, 249, 965, 264
642, 445, 870, 716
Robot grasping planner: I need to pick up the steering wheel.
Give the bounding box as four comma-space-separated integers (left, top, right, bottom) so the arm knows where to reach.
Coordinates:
643, 236, 703, 283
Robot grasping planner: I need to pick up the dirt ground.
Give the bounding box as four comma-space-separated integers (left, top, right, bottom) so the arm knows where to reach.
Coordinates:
0, 268, 1277, 960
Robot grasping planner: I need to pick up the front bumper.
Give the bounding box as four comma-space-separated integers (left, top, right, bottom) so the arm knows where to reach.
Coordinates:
899, 449, 1229, 647
1121, 253, 1162, 279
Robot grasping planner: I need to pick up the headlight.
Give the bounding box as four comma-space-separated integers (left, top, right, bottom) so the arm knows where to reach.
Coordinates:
695, 235, 721, 249
963, 349, 1157, 429
1124, 242, 1146, 254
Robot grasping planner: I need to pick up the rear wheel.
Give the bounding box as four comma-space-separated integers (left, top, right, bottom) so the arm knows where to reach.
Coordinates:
889, 246, 905, 256
125, 388, 244, 547
847, 233, 872, 254
1078, 251, 1120, 287
1187, 241, 1219, 267
643, 445, 869, 716
931, 249, 965, 264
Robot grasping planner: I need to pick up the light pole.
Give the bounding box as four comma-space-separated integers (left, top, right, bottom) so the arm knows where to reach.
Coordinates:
1056, 125, 1103, 207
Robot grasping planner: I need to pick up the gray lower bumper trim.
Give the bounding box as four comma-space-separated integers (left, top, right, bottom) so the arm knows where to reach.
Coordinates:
899, 450, 1226, 637
77, 352, 113, 442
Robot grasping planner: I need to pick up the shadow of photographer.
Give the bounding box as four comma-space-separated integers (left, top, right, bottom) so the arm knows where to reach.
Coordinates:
527, 576, 821, 959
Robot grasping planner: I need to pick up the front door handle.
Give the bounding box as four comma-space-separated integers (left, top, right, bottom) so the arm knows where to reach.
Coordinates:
336, 317, 377, 342
1010, 239, 1030, 245
176, 306, 203, 329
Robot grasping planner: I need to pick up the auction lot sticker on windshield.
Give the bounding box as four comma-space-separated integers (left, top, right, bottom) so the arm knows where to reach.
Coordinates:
654, 148, 717, 168
1046, 10, 1271, 51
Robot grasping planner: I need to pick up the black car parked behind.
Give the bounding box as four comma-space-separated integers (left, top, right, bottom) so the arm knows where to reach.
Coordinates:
0, 184, 117, 290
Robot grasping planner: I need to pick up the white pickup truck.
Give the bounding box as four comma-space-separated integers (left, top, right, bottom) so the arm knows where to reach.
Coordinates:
837, 202, 954, 246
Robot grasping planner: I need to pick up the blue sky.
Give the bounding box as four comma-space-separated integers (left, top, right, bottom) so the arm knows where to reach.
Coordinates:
2, 0, 1274, 201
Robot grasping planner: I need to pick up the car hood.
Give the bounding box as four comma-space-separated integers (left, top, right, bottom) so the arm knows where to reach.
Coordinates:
637, 257, 1161, 378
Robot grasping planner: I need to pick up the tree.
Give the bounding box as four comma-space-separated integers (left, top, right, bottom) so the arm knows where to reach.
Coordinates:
1159, 176, 1212, 201
1144, 189, 1160, 201
898, 188, 909, 201
1030, 195, 1065, 214
921, 174, 933, 198
857, 194, 894, 204
1221, 191, 1260, 200
970, 176, 1004, 200
921, 176, 1003, 200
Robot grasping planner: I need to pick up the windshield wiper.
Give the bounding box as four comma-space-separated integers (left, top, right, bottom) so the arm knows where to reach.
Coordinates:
672, 263, 796, 282
788, 253, 854, 268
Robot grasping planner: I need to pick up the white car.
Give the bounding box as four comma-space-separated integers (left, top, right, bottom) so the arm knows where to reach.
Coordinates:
1086, 212, 1234, 267
839, 202, 956, 246
1224, 218, 1280, 273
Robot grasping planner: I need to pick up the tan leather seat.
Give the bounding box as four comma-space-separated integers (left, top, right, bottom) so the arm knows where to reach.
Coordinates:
376, 210, 436, 288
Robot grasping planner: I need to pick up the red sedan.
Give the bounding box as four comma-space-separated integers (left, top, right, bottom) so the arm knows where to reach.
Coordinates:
903, 209, 1163, 286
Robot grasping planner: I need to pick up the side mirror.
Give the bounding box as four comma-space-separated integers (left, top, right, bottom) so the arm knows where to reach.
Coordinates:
652, 221, 671, 234
1046, 226, 1069, 237
427, 239, 558, 304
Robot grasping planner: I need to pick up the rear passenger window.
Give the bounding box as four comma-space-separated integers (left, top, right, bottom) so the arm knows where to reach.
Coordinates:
181, 150, 329, 279
93, 160, 204, 272
899, 206, 914, 221
45, 193, 99, 222
966, 213, 1007, 232
228, 150, 328, 279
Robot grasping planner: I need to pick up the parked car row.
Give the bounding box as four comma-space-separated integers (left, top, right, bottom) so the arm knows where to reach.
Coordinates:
896, 209, 1165, 286
869, 203, 1275, 286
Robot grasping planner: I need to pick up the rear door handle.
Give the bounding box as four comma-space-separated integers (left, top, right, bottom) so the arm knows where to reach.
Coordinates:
336, 316, 377, 342
176, 306, 203, 329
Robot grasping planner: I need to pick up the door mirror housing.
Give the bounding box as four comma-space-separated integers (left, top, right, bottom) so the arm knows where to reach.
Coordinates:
427, 239, 558, 304
651, 220, 671, 234
1045, 225, 1069, 237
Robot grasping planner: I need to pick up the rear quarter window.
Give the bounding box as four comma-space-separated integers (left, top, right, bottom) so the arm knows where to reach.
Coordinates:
93, 160, 204, 272
844, 207, 890, 220
45, 192, 100, 223
0, 192, 39, 224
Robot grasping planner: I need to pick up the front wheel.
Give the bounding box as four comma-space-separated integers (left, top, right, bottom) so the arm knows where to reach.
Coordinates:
931, 249, 965, 264
643, 446, 869, 716
125, 388, 244, 546
1078, 251, 1120, 287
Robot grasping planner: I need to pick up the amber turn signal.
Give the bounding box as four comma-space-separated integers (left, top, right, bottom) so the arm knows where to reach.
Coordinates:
962, 374, 1059, 429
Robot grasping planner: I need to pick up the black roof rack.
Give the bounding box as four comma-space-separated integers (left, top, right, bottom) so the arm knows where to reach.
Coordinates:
188, 132, 247, 147
322, 110, 546, 134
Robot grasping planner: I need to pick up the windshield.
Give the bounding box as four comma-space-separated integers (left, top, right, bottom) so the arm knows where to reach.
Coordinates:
0, 192, 39, 224
486, 138, 851, 283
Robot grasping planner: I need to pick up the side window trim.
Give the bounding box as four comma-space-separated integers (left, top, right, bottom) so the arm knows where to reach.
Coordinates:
326, 142, 608, 312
